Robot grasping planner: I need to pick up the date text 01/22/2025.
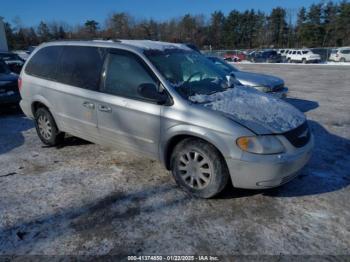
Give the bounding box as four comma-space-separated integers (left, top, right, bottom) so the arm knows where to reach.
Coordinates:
127, 255, 220, 261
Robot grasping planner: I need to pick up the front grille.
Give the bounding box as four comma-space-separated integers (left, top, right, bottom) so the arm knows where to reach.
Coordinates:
283, 121, 310, 148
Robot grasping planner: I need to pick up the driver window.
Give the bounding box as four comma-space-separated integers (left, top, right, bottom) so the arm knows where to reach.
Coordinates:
101, 52, 158, 100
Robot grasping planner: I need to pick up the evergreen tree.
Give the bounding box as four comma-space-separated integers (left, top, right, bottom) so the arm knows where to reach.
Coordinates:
37, 21, 51, 42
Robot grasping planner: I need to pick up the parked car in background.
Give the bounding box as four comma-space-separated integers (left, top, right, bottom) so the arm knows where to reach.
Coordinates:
0, 52, 25, 74
286, 49, 321, 63
207, 56, 288, 98
278, 49, 291, 61
248, 50, 282, 63
0, 60, 20, 107
13, 50, 31, 61
329, 47, 350, 62
19, 40, 312, 198
223, 51, 246, 62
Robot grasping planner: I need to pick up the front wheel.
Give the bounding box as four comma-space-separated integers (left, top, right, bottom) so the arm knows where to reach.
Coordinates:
170, 138, 229, 198
34, 107, 64, 146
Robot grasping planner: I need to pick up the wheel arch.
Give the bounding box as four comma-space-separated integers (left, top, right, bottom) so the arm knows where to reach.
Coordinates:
162, 132, 229, 171
31, 96, 62, 130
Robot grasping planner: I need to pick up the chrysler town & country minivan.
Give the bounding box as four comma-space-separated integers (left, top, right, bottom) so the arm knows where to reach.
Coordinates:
19, 40, 313, 198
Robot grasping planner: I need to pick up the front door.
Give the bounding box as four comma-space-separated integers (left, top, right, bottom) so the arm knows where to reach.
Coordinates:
96, 50, 162, 158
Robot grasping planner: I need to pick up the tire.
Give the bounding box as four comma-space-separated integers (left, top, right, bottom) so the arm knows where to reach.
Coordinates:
34, 107, 64, 146
302, 58, 307, 64
340, 58, 346, 62
170, 138, 229, 198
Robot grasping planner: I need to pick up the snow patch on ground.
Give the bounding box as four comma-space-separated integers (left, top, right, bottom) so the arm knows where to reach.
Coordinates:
189, 86, 306, 133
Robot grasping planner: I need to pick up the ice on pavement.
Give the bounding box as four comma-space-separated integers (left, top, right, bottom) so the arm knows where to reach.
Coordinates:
189, 86, 306, 133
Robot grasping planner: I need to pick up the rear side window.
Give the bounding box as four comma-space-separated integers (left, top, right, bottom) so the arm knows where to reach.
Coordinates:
292, 51, 296, 54
56, 46, 105, 91
25, 46, 62, 79
101, 51, 158, 100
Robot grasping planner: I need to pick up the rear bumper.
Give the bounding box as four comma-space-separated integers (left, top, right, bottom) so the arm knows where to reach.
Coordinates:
225, 135, 313, 189
19, 99, 34, 118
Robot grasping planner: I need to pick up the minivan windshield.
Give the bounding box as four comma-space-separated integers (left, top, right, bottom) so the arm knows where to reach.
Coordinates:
145, 49, 231, 98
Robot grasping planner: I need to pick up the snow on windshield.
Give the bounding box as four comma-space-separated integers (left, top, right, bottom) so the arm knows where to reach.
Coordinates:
189, 86, 306, 133
120, 40, 191, 51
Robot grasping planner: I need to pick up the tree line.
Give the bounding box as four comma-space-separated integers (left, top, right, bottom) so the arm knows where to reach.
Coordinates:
4, 0, 350, 51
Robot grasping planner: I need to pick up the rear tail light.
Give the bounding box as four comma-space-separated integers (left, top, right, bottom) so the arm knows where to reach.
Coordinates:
18, 77, 22, 91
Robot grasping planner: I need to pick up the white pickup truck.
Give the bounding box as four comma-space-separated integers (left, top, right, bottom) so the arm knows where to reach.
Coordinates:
286, 49, 321, 63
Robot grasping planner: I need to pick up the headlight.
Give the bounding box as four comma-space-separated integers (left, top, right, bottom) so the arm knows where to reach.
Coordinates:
236, 135, 285, 154
254, 86, 271, 92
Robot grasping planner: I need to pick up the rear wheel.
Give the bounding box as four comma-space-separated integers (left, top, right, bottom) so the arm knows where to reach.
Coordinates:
34, 107, 64, 146
302, 58, 307, 64
170, 138, 229, 198
340, 57, 346, 62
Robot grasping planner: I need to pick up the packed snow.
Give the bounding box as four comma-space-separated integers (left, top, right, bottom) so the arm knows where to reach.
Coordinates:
189, 86, 306, 133
120, 40, 191, 51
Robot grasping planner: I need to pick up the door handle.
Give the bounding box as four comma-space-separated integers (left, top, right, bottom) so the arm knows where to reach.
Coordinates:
98, 104, 112, 113
82, 101, 95, 109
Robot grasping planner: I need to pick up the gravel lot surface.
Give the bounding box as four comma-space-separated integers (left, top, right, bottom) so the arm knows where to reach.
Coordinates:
0, 64, 349, 258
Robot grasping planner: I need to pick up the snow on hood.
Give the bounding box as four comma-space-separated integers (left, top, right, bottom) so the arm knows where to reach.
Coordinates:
120, 40, 191, 51
189, 86, 306, 134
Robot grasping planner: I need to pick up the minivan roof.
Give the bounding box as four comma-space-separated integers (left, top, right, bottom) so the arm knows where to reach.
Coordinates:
38, 40, 192, 53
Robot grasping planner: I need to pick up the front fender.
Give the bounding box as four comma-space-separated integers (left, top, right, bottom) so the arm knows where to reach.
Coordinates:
160, 124, 244, 167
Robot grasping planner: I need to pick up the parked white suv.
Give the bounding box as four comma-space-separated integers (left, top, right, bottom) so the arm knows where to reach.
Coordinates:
287, 49, 321, 63
329, 47, 350, 62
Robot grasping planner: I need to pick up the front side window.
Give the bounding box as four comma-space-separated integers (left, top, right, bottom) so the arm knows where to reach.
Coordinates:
25, 46, 62, 79
341, 49, 350, 54
101, 51, 158, 100
146, 49, 230, 98
56, 46, 105, 91
302, 51, 309, 54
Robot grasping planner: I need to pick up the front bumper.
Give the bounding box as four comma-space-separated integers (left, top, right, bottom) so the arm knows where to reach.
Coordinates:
268, 87, 288, 99
225, 134, 313, 189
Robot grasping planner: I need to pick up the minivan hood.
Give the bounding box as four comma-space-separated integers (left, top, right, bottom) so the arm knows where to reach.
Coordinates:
190, 86, 305, 134
233, 71, 284, 90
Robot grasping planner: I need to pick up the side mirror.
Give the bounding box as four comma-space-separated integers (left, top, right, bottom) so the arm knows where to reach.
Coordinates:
138, 83, 168, 104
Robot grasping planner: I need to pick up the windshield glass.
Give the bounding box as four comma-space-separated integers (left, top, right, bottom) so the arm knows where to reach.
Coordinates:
207, 57, 239, 73
145, 49, 231, 98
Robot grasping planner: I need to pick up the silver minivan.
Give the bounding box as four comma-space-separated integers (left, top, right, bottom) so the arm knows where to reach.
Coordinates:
19, 40, 313, 198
